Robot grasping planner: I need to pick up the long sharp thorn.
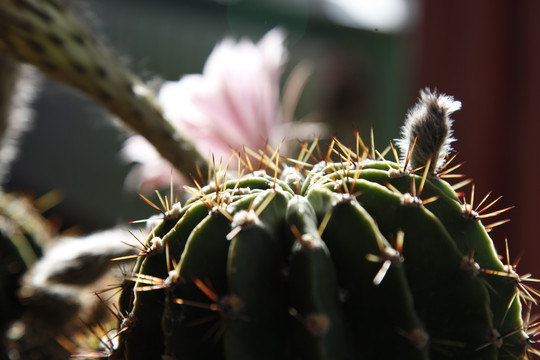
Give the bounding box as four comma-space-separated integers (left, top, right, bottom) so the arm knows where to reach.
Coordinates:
452, 178, 473, 191
314, 139, 323, 161
155, 190, 167, 212
257, 140, 270, 170
355, 131, 361, 160
390, 142, 402, 171
396, 229, 404, 254
255, 191, 276, 217
318, 209, 333, 237
504, 238, 511, 267
478, 195, 504, 215
373, 260, 391, 286
138, 193, 165, 214
195, 164, 205, 187
242, 145, 253, 172
478, 206, 514, 219
485, 219, 511, 232
470, 185, 475, 211
326, 139, 336, 162
297, 139, 319, 163
418, 156, 432, 197
379, 145, 391, 159
439, 162, 464, 176
386, 182, 402, 196
95, 293, 122, 322
370, 125, 375, 159
356, 132, 369, 158
474, 191, 492, 213
403, 135, 418, 170
170, 169, 175, 210
193, 278, 220, 303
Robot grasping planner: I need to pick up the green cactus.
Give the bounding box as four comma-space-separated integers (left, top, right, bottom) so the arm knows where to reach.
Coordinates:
0, 2, 535, 359
99, 91, 534, 360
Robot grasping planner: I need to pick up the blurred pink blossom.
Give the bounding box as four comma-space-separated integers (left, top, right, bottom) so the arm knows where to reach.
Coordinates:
121, 28, 288, 192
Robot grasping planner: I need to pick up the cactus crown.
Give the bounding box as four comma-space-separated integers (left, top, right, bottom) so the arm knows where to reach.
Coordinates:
77, 89, 533, 360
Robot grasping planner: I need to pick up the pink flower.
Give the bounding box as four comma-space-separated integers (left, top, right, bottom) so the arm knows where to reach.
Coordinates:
121, 28, 288, 192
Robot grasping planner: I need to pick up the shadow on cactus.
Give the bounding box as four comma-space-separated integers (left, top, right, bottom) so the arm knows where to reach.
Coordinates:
76, 89, 538, 360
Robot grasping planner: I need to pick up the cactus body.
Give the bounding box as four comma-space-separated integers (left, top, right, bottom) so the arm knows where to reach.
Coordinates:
113, 147, 528, 360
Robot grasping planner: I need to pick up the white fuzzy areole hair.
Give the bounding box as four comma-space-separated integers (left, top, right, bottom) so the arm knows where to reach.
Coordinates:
396, 88, 462, 174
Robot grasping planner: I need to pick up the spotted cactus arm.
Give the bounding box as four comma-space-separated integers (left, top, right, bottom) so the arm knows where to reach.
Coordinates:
0, 0, 209, 178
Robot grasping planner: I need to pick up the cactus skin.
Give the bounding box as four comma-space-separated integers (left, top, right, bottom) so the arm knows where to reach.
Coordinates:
110, 142, 528, 360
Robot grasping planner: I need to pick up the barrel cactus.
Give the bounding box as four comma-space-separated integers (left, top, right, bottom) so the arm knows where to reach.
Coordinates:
97, 90, 534, 360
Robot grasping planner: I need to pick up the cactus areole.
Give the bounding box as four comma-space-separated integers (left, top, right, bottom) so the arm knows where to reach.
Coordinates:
112, 90, 530, 360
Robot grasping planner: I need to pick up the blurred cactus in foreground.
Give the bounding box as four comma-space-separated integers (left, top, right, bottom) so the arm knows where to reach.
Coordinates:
0, 0, 209, 178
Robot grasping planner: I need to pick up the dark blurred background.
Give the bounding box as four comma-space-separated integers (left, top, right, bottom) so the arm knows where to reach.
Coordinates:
416, 1, 540, 276
4, 0, 540, 274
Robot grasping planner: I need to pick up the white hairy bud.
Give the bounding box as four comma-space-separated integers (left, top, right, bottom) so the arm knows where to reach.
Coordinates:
396, 88, 461, 175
